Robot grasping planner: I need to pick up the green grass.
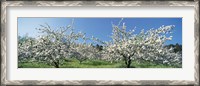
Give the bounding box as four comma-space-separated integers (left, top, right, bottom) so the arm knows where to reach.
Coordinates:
18, 58, 181, 68
18, 62, 54, 68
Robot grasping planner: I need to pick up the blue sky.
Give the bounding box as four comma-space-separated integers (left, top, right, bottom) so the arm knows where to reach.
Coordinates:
18, 18, 182, 45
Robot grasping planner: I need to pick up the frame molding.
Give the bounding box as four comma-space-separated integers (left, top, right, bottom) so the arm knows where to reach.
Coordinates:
1, 1, 199, 85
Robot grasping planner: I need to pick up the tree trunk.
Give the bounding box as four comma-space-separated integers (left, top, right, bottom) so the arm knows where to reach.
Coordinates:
127, 59, 131, 68
124, 56, 132, 68
79, 60, 82, 64
53, 61, 59, 68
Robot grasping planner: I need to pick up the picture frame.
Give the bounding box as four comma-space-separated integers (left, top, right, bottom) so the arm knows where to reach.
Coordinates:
1, 0, 199, 85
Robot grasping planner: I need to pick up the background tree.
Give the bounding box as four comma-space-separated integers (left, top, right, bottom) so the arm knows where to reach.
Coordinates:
18, 35, 36, 63
70, 35, 103, 63
94, 44, 103, 51
165, 43, 182, 53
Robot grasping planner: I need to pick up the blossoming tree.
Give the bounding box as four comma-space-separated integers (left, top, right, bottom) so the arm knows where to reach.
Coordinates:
104, 19, 182, 68
69, 35, 103, 64
18, 21, 87, 68
18, 35, 36, 62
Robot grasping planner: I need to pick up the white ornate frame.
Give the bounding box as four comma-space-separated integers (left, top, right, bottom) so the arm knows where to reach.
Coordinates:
1, 0, 199, 86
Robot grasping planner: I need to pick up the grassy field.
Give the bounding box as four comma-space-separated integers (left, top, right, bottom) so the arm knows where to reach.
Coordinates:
18, 58, 181, 68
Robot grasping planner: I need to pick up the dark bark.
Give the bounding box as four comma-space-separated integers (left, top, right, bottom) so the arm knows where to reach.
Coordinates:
123, 54, 132, 68
79, 60, 82, 64
123, 56, 132, 68
116, 50, 134, 68
53, 60, 59, 68
127, 59, 132, 68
